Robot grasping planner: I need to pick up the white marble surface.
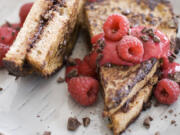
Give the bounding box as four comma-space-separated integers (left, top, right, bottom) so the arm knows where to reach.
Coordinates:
0, 0, 180, 135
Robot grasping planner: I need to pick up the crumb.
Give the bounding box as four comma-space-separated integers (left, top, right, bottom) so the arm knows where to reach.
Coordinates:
164, 115, 167, 119
67, 117, 81, 131
83, 117, 91, 127
0, 87, 3, 91
36, 115, 40, 118
143, 101, 152, 110
174, 114, 177, 117
57, 76, 65, 83
169, 109, 173, 114
143, 116, 153, 129
154, 101, 159, 107
127, 129, 131, 132
43, 131, 51, 135
155, 131, 160, 135
66, 57, 77, 66
171, 120, 176, 125
15, 76, 19, 80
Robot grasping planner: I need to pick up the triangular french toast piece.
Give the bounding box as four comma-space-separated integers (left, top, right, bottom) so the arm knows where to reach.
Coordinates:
100, 58, 159, 116
3, 0, 85, 77
110, 75, 158, 135
85, 0, 178, 134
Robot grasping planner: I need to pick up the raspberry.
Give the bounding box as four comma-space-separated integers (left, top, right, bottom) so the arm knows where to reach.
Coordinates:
100, 39, 133, 66
162, 59, 180, 78
19, 3, 33, 25
103, 15, 129, 41
78, 60, 96, 77
65, 58, 81, 82
154, 79, 180, 105
117, 35, 144, 63
0, 26, 18, 45
2, 22, 21, 31
68, 76, 99, 106
91, 33, 104, 45
84, 51, 98, 70
0, 43, 10, 67
131, 26, 170, 61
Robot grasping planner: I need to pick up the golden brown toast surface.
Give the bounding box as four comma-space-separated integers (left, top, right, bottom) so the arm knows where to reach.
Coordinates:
111, 75, 158, 135
85, 0, 177, 41
100, 59, 159, 116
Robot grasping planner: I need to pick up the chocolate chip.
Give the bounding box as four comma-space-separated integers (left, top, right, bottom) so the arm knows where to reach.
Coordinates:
43, 131, 51, 135
1, 37, 5, 41
12, 32, 15, 36
0, 87, 3, 91
67, 117, 81, 131
140, 35, 149, 42
15, 76, 19, 80
57, 76, 65, 83
171, 120, 176, 125
141, 27, 148, 34
164, 115, 167, 119
143, 116, 153, 129
66, 69, 78, 78
104, 63, 112, 68
122, 10, 131, 16
155, 131, 160, 135
168, 109, 173, 114
66, 57, 77, 66
153, 36, 160, 43
169, 72, 180, 83
5, 21, 12, 27
143, 101, 152, 110
146, 28, 154, 37
83, 117, 91, 127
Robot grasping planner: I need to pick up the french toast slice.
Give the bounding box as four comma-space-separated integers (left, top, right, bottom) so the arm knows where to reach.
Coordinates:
100, 58, 159, 116
110, 75, 158, 135
3, 0, 85, 77
3, 0, 53, 76
85, 0, 178, 134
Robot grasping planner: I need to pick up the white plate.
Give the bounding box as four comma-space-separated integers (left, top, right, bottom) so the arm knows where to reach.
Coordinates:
0, 0, 180, 135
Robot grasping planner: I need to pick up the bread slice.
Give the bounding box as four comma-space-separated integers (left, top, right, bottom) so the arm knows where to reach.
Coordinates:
3, 0, 53, 76
100, 58, 159, 116
85, 0, 178, 134
3, 0, 85, 76
110, 75, 158, 135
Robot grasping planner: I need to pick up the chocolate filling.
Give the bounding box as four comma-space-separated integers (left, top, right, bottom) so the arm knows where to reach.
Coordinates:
110, 58, 157, 109
28, 0, 66, 50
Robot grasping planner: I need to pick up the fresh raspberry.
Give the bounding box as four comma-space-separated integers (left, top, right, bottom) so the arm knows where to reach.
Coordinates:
78, 60, 96, 77
103, 15, 129, 41
2, 22, 21, 31
154, 79, 180, 105
100, 39, 133, 66
91, 33, 104, 45
162, 59, 180, 78
65, 58, 81, 82
0, 43, 10, 67
131, 26, 170, 61
84, 51, 98, 70
68, 76, 99, 106
19, 3, 33, 25
0, 26, 18, 45
117, 35, 144, 63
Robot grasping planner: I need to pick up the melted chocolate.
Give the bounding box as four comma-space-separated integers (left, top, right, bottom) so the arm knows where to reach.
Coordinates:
110, 58, 157, 109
